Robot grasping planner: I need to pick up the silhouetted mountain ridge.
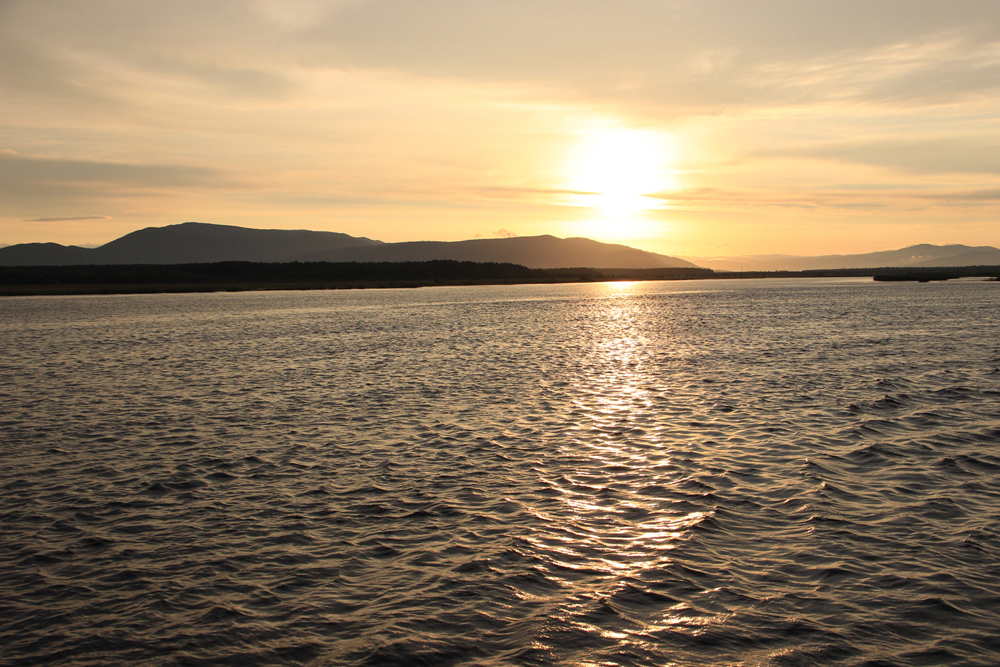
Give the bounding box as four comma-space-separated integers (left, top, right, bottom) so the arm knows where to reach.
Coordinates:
0, 222, 695, 269
103, 222, 383, 264
682, 243, 1000, 271
0, 222, 385, 265
0, 242, 96, 265
286, 235, 694, 268
4, 223, 996, 270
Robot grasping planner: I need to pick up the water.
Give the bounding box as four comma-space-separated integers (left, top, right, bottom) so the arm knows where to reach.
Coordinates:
2, 278, 999, 666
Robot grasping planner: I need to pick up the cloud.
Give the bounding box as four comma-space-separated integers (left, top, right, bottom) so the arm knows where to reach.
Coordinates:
279, 1, 1000, 112
140, 58, 297, 99
0, 152, 234, 212
473, 185, 598, 200
653, 183, 1000, 213
24, 215, 113, 222
918, 188, 1000, 201
0, 152, 227, 187
0, 34, 125, 109
768, 137, 1000, 175
4, 0, 997, 112
254, 0, 363, 31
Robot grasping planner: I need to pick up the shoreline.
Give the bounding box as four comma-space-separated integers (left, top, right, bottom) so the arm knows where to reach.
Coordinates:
2, 261, 998, 297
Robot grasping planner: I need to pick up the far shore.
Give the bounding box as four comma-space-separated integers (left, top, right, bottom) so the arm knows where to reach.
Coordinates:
2, 261, 998, 297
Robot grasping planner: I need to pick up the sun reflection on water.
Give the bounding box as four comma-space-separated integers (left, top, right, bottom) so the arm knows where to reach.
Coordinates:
520, 281, 726, 656
542, 282, 715, 575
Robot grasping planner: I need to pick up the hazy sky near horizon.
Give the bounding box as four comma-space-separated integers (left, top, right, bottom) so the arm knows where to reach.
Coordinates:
2, 0, 999, 256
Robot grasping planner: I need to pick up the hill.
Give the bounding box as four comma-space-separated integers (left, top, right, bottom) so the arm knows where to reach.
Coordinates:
0, 242, 96, 266
0, 222, 383, 266
286, 235, 694, 269
0, 222, 695, 269
682, 243, 1000, 272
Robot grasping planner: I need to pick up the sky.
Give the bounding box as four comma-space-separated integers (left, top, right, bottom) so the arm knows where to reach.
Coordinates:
2, 0, 999, 257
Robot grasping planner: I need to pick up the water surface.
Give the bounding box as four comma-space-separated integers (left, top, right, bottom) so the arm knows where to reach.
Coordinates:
2, 278, 999, 666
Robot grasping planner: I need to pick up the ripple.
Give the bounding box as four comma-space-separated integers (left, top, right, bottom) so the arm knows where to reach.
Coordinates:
2, 281, 999, 666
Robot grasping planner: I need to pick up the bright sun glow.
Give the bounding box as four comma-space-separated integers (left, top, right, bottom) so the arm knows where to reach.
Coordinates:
565, 127, 677, 215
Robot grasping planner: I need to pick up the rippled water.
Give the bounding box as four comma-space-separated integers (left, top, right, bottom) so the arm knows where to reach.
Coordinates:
2, 278, 999, 666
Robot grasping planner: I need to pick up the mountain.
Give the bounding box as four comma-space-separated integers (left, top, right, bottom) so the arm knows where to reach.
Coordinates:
0, 222, 695, 269
93, 222, 385, 264
681, 244, 1000, 272
285, 235, 695, 269
0, 222, 383, 266
0, 242, 96, 266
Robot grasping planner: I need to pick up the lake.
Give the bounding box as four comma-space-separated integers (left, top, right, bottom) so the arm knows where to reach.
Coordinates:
2, 278, 999, 666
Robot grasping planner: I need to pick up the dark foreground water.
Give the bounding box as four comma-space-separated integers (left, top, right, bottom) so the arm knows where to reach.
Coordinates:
2, 278, 999, 666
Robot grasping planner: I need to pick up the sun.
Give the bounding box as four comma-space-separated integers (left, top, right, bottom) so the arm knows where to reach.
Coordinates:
565, 127, 677, 216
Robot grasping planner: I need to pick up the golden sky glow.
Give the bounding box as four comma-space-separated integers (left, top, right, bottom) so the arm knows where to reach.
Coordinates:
1, 1, 998, 256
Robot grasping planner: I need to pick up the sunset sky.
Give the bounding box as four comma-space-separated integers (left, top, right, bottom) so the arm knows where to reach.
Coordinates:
2, 0, 998, 256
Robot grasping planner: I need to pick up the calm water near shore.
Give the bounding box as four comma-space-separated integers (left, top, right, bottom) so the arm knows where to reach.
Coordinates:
2, 278, 999, 666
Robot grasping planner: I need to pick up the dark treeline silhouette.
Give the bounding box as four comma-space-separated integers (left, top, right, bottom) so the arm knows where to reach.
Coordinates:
3, 261, 996, 296
714, 266, 1000, 281
0, 260, 714, 295
871, 267, 1000, 282
1, 260, 529, 285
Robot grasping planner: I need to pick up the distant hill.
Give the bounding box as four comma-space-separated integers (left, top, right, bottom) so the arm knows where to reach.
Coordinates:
9, 223, 993, 271
0, 222, 383, 266
286, 235, 695, 269
0, 222, 696, 269
0, 242, 96, 266
682, 243, 1000, 271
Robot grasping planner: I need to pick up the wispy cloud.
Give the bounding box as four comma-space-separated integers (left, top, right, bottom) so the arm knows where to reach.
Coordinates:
653, 184, 1000, 212
0, 152, 237, 219
917, 188, 1000, 202
763, 137, 1000, 175
0, 153, 227, 187
24, 215, 112, 222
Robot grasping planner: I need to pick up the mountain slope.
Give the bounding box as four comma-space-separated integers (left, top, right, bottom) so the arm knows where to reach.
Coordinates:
909, 246, 1000, 267
0, 243, 96, 266
287, 235, 696, 269
0, 223, 695, 269
7, 223, 993, 271
682, 244, 1000, 271
0, 222, 383, 266
93, 222, 383, 264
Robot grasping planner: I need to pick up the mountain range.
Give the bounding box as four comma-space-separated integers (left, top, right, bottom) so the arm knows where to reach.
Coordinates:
0, 222, 695, 269
2, 222, 998, 270
682, 244, 1000, 271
